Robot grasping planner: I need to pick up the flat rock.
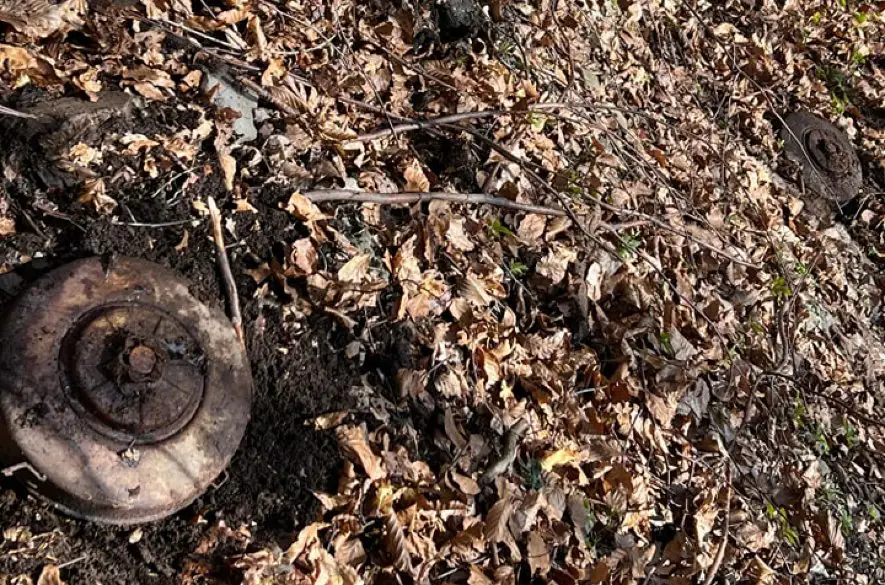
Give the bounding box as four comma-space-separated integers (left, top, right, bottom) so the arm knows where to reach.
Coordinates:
204, 72, 258, 143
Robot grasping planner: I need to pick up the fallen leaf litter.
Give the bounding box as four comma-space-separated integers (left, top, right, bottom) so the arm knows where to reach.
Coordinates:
0, 0, 883, 583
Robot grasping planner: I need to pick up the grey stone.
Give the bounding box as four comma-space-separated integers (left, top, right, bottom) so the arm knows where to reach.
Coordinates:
204, 73, 258, 143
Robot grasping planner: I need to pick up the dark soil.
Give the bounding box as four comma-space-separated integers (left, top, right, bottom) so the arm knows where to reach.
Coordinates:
0, 96, 369, 584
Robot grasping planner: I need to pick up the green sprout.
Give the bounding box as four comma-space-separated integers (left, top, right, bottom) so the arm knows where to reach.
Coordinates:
617, 233, 642, 260
508, 260, 528, 278
487, 218, 513, 238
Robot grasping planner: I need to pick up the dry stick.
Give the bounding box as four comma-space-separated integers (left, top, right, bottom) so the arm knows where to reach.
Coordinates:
302, 189, 566, 216
348, 110, 506, 144
346, 102, 756, 268
449, 122, 757, 275
207, 197, 245, 348
345, 102, 585, 145
702, 463, 733, 585
0, 104, 38, 119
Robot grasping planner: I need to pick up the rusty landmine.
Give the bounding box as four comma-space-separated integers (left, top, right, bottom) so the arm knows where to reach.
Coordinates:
781, 111, 863, 203
0, 257, 252, 525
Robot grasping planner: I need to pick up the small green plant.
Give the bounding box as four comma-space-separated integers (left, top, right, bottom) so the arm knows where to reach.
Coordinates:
854, 11, 868, 25
832, 95, 847, 116
841, 509, 855, 536
520, 458, 544, 490
810, 11, 822, 24
487, 218, 514, 238
527, 112, 548, 133
771, 276, 792, 300
497, 40, 516, 57
617, 233, 642, 260
658, 332, 674, 357
792, 397, 807, 429
868, 504, 880, 522
794, 261, 809, 277
508, 260, 528, 278
766, 502, 800, 547
841, 419, 859, 448
851, 49, 867, 66
820, 484, 843, 506
813, 425, 831, 455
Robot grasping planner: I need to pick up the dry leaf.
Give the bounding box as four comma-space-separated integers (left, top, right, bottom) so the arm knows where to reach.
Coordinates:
290, 238, 318, 275
403, 159, 430, 192
540, 449, 580, 471
446, 217, 475, 252
0, 0, 84, 39
383, 513, 412, 572
338, 254, 372, 283
0, 216, 15, 236
484, 497, 514, 543
451, 471, 481, 495
647, 390, 679, 429
335, 425, 386, 481
37, 565, 65, 585
468, 566, 493, 585
218, 151, 236, 191
526, 532, 550, 576
78, 178, 116, 214
309, 411, 348, 430
518, 214, 547, 241
284, 192, 330, 221
262, 57, 287, 87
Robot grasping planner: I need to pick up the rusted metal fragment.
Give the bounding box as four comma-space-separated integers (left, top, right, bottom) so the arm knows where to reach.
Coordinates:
0, 257, 252, 525
781, 112, 862, 203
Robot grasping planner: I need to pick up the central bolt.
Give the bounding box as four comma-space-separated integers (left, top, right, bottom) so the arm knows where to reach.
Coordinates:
128, 345, 157, 376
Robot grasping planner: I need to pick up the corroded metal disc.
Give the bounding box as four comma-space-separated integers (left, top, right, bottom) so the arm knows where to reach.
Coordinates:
781, 112, 862, 203
0, 257, 252, 525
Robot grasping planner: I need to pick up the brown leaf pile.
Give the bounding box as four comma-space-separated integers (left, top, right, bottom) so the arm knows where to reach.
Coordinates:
1, 0, 884, 583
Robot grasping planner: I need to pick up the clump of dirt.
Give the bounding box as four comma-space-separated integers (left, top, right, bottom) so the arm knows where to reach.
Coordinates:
0, 96, 370, 584
436, 0, 484, 43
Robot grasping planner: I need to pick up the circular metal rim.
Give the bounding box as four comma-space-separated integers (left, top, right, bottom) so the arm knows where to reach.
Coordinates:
0, 256, 252, 525
781, 111, 862, 203
57, 301, 206, 445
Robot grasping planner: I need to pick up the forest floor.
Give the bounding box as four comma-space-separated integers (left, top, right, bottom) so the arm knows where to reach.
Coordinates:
0, 0, 884, 583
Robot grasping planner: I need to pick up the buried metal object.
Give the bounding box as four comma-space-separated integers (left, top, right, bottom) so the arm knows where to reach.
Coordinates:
781, 112, 862, 203
0, 257, 252, 525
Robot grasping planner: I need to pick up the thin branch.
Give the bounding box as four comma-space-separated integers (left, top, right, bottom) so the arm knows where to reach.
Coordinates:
118, 219, 193, 228
702, 463, 733, 585
348, 110, 506, 144
0, 104, 39, 119
302, 189, 566, 216
207, 197, 245, 348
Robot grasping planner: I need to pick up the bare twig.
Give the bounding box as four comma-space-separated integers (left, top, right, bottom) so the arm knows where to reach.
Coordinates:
207, 197, 245, 348
702, 463, 733, 585
302, 189, 566, 217
57, 556, 87, 570
480, 418, 530, 484
0, 104, 38, 119
348, 110, 507, 144
2, 461, 47, 481
118, 219, 193, 228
